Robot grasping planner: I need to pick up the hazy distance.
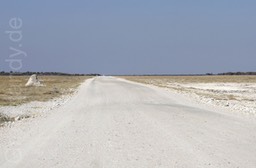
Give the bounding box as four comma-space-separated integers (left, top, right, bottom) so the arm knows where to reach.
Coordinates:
1, 0, 256, 75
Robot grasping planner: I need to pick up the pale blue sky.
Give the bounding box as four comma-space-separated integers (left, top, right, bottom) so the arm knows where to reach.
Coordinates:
1, 0, 256, 74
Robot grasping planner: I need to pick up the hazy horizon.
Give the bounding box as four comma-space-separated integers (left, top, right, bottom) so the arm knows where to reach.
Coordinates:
1, 1, 256, 75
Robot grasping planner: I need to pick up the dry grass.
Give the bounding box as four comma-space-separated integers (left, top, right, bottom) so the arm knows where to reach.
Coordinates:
0, 76, 90, 106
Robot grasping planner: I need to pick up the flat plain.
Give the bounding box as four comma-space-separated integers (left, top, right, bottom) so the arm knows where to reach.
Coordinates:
0, 76, 90, 106
122, 75, 256, 115
0, 76, 256, 168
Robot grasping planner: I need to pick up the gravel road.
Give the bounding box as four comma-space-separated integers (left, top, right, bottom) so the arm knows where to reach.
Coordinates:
1, 77, 256, 168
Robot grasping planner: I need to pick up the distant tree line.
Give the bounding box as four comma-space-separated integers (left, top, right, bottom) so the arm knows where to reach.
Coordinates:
120, 72, 256, 76
216, 72, 256, 75
0, 71, 255, 76
0, 71, 101, 76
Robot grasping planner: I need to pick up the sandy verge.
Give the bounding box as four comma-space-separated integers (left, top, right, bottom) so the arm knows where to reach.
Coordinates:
123, 77, 256, 116
0, 89, 78, 127
165, 82, 256, 115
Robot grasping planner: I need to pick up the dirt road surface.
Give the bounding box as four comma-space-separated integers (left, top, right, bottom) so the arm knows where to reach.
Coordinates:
1, 77, 256, 168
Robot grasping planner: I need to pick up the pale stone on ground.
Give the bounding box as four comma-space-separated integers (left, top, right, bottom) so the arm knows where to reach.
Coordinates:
25, 74, 42, 87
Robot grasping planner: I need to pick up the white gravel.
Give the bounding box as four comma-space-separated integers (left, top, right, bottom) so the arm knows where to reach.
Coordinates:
144, 80, 256, 116
168, 83, 256, 115
0, 91, 76, 127
0, 77, 256, 168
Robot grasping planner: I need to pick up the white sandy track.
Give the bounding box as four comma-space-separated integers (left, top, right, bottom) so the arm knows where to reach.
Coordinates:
0, 77, 256, 168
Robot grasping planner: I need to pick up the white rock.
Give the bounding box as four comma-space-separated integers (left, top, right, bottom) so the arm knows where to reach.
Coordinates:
25, 74, 43, 87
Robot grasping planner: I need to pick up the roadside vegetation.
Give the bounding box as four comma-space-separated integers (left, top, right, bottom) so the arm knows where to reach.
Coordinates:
0, 76, 90, 106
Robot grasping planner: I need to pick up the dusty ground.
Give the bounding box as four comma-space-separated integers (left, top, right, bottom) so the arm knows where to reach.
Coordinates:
0, 77, 255, 168
0, 76, 90, 124
0, 76, 89, 106
122, 76, 256, 115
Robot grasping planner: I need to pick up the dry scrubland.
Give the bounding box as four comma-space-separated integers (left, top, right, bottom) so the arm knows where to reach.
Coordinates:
0, 76, 89, 106
0, 76, 89, 125
123, 76, 256, 115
